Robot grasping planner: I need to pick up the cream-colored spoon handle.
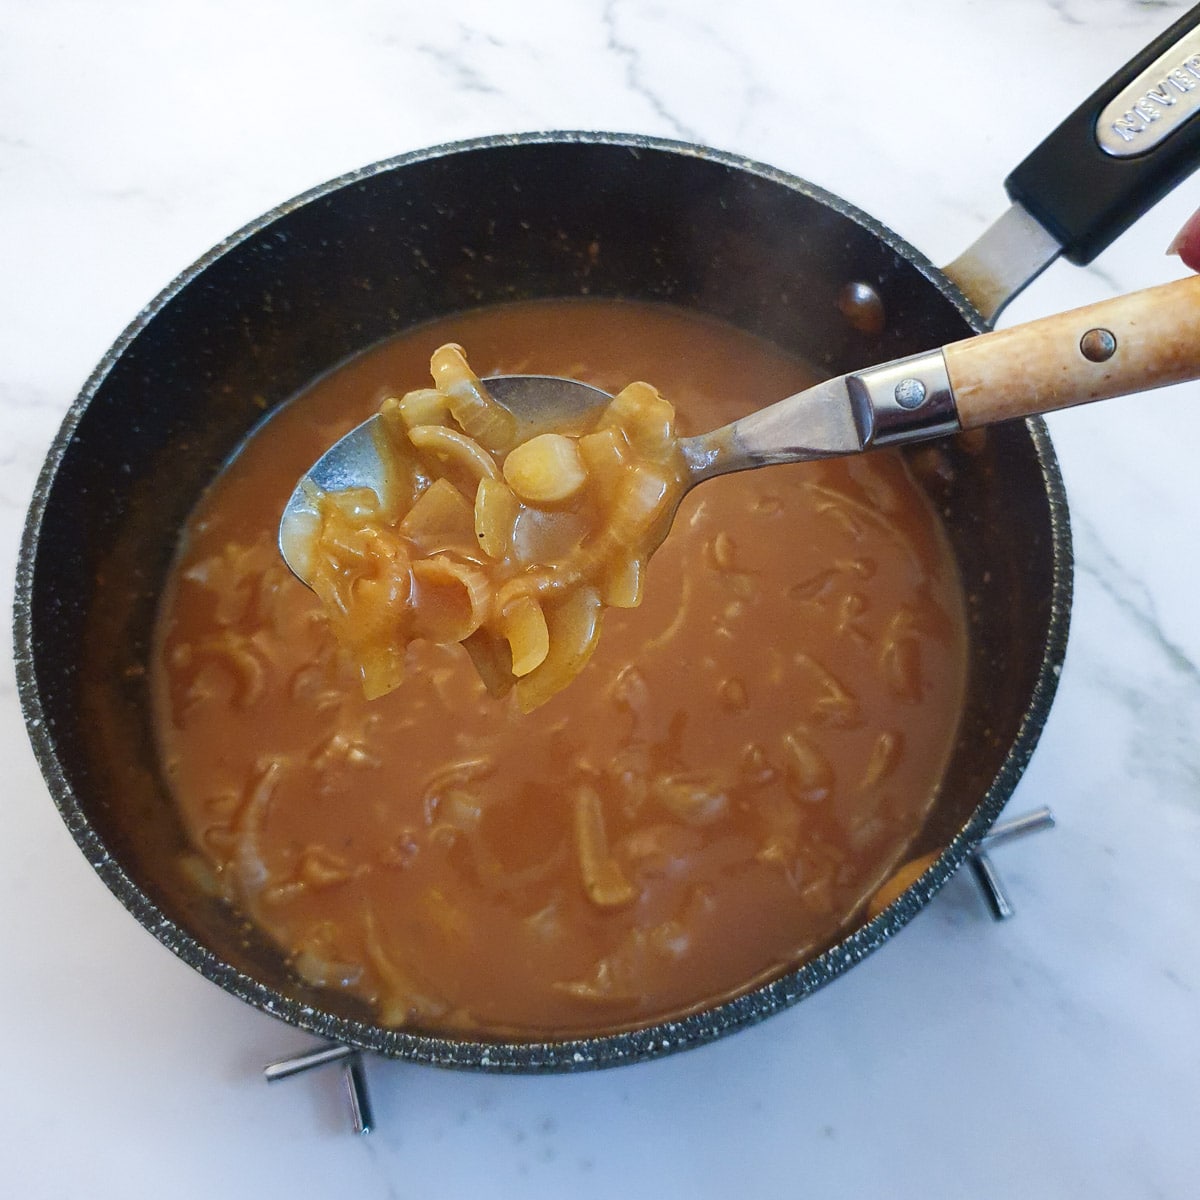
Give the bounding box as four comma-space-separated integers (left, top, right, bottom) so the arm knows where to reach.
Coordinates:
945, 274, 1200, 430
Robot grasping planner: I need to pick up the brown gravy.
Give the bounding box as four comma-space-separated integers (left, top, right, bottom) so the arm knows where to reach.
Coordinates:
152, 298, 968, 1037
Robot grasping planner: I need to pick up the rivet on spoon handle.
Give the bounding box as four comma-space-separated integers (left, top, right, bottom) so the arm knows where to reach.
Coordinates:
944, 274, 1200, 428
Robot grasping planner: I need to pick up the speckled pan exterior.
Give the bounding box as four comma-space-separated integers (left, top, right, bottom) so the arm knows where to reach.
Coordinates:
13, 133, 1071, 1071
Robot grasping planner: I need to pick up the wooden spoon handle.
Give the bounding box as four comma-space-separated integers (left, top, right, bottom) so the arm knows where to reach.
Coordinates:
945, 274, 1200, 430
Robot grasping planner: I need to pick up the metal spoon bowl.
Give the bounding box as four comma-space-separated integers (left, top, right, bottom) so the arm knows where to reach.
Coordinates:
279, 375, 610, 582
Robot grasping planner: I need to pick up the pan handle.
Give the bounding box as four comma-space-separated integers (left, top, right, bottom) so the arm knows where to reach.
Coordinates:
944, 275, 1200, 428
1005, 3, 1200, 266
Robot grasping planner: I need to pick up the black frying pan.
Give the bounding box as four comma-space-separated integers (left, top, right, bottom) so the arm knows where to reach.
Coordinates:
15, 6, 1200, 1070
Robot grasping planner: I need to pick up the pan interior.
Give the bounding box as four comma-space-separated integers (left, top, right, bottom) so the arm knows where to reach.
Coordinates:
17, 137, 1068, 1065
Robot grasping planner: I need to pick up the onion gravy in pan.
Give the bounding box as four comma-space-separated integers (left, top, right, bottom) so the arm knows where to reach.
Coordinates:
152, 298, 968, 1037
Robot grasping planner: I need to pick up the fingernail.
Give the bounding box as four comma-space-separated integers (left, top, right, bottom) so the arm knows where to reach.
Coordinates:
1168, 209, 1200, 257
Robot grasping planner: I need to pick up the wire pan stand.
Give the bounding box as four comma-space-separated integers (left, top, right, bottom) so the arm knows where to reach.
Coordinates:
264, 805, 1056, 1133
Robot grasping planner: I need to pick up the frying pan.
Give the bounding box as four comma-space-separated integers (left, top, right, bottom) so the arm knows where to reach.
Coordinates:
15, 6, 1200, 1071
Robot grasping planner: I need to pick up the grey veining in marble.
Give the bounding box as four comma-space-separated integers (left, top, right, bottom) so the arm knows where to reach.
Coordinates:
2, 1, 1198, 1197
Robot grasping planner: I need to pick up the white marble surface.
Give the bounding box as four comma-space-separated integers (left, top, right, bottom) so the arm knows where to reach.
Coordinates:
3, 0, 1199, 1195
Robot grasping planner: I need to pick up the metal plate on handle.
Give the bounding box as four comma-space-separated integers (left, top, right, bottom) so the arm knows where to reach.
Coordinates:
1097, 27, 1200, 156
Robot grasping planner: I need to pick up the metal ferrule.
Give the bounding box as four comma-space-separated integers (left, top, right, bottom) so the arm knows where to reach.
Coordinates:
846, 348, 961, 449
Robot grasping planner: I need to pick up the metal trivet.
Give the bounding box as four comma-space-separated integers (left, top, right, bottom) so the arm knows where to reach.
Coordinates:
264, 805, 1056, 1133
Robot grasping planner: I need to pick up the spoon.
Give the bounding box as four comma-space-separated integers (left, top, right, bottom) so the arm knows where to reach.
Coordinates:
281, 275, 1200, 582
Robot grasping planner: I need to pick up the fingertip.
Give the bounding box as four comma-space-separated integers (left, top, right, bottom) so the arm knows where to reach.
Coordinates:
1167, 207, 1200, 270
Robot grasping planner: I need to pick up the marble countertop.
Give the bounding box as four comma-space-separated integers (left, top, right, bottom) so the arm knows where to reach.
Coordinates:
3, 1, 1198, 1196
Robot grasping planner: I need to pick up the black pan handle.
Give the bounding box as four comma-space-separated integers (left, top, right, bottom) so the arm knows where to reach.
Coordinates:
1005, 3, 1200, 265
